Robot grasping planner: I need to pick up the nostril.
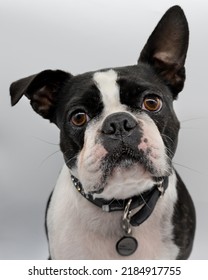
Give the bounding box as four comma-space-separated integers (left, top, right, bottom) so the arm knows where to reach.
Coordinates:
103, 123, 116, 135
124, 119, 137, 131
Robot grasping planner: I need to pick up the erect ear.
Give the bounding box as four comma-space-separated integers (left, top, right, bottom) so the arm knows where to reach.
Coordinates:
138, 6, 189, 98
10, 70, 72, 122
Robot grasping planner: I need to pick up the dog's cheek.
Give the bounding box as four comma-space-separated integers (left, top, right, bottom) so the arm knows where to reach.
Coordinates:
77, 127, 108, 192
137, 116, 169, 175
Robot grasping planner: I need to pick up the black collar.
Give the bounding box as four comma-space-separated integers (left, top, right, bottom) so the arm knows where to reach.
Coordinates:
71, 175, 168, 227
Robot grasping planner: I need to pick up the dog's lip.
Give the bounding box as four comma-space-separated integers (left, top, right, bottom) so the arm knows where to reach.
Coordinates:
101, 147, 154, 178
102, 145, 142, 166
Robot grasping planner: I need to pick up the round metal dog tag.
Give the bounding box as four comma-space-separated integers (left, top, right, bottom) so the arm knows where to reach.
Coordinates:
116, 236, 138, 256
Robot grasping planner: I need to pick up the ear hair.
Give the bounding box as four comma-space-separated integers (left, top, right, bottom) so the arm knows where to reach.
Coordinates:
138, 5, 189, 98
10, 70, 72, 122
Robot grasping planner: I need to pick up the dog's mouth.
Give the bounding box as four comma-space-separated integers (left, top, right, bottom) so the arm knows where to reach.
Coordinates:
101, 144, 156, 176
88, 144, 159, 195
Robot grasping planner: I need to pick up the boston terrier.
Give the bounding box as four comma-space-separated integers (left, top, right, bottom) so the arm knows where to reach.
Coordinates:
10, 6, 195, 259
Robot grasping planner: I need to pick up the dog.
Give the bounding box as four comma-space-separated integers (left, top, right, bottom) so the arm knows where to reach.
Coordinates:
10, 5, 195, 259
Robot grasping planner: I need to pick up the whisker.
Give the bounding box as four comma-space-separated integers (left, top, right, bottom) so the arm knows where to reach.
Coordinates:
38, 149, 61, 168
65, 154, 78, 166
173, 161, 201, 174
161, 133, 174, 144
165, 146, 174, 158
139, 193, 151, 209
180, 126, 201, 130
180, 117, 207, 123
32, 135, 59, 146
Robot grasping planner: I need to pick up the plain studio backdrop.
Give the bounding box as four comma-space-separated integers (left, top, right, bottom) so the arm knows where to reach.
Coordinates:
0, 0, 207, 260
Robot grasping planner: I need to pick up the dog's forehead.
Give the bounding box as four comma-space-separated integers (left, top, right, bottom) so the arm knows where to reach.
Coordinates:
91, 66, 170, 107
93, 69, 120, 110
65, 65, 171, 110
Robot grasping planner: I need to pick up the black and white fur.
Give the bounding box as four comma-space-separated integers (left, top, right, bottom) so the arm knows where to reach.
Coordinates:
10, 6, 195, 259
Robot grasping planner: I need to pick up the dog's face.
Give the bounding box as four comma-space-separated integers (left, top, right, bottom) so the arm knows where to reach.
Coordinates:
10, 6, 189, 200
56, 66, 179, 200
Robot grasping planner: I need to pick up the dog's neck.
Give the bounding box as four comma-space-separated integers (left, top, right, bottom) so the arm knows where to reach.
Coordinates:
70, 173, 169, 227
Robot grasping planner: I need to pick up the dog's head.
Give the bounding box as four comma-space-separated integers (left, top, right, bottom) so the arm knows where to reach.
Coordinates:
10, 6, 188, 200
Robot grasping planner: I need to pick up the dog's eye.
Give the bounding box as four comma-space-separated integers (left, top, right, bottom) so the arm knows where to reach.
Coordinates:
70, 111, 90, 127
142, 95, 162, 112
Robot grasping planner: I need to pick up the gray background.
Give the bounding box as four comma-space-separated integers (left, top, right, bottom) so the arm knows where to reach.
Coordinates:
0, 0, 207, 259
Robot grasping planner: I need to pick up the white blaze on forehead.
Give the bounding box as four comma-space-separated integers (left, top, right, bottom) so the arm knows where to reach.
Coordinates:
93, 69, 123, 114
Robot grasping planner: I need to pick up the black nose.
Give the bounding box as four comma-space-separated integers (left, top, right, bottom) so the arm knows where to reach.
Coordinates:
101, 112, 137, 139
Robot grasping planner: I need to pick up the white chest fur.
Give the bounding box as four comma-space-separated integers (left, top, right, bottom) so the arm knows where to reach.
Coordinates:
47, 165, 179, 259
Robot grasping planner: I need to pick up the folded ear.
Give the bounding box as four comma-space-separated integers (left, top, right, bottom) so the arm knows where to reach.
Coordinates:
138, 6, 189, 98
10, 70, 72, 122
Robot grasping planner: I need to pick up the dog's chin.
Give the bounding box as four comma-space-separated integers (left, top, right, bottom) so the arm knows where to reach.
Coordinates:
89, 149, 165, 200
92, 160, 153, 200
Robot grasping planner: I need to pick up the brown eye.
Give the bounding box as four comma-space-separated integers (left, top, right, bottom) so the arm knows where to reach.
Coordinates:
142, 96, 162, 112
71, 111, 89, 127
